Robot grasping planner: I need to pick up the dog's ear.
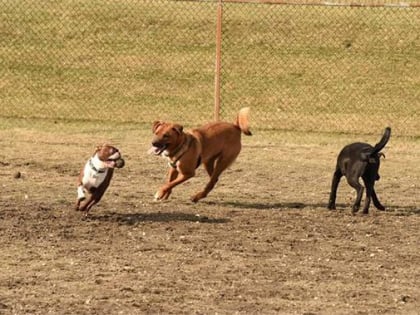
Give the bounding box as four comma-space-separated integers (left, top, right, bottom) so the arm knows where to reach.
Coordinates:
93, 144, 102, 155
172, 124, 183, 135
152, 121, 163, 133
95, 143, 110, 151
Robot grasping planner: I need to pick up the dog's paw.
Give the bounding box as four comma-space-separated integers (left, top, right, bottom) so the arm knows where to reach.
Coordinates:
154, 190, 167, 201
154, 191, 162, 201
327, 203, 336, 210
191, 192, 205, 203
191, 196, 199, 203
154, 187, 172, 201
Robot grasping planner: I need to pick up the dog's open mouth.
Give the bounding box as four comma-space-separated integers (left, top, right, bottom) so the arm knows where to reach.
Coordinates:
105, 158, 125, 169
148, 144, 167, 156
103, 159, 118, 168
105, 151, 122, 168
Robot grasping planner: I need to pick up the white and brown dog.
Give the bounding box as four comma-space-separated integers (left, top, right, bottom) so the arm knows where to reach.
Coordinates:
76, 144, 124, 215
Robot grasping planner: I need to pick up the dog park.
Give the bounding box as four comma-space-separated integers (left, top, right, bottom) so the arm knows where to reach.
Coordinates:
1, 1, 419, 314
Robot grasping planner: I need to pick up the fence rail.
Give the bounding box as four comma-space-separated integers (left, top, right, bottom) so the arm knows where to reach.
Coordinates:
220, 0, 420, 7
1, 0, 419, 136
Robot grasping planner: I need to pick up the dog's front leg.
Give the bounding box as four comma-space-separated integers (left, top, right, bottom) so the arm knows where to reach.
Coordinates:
167, 167, 178, 182
160, 167, 178, 199
75, 185, 85, 210
155, 169, 194, 201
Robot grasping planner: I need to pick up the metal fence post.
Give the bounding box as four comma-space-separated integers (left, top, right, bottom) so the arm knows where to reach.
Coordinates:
214, 0, 223, 121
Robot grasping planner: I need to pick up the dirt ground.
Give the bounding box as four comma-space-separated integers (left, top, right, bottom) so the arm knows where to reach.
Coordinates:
0, 125, 419, 314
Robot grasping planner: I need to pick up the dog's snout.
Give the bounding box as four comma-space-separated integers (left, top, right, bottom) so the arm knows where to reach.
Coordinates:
152, 140, 165, 148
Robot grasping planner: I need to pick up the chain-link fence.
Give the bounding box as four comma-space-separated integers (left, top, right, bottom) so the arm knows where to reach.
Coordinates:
1, 0, 419, 136
219, 0, 420, 136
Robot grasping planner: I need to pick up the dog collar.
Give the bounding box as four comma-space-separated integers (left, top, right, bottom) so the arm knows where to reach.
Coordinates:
89, 158, 106, 173
168, 160, 178, 168
169, 134, 190, 157
167, 134, 193, 168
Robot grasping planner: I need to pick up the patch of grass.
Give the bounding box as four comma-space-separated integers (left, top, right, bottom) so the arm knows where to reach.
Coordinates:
0, 1, 418, 136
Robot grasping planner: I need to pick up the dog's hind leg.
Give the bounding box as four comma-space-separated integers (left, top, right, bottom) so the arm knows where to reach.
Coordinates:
78, 187, 104, 216
328, 169, 342, 210
84, 199, 98, 216
78, 195, 93, 212
371, 186, 385, 211
191, 152, 238, 203
346, 177, 364, 213
362, 175, 385, 213
203, 156, 217, 177
83, 192, 106, 216
361, 179, 373, 214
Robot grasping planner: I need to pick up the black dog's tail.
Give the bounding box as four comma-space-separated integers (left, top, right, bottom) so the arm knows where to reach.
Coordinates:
373, 127, 391, 154
360, 127, 391, 161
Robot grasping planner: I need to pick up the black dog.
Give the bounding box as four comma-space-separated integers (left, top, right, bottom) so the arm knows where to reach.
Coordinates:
328, 127, 391, 214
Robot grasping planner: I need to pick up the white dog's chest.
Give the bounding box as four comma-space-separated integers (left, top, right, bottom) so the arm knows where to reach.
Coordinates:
82, 161, 108, 189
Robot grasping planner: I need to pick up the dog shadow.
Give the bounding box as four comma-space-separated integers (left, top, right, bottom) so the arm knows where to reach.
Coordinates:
87, 211, 230, 225
210, 200, 328, 210
384, 206, 420, 215
213, 201, 420, 215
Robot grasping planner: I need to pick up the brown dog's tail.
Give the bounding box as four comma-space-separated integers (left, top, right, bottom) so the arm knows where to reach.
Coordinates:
235, 107, 252, 136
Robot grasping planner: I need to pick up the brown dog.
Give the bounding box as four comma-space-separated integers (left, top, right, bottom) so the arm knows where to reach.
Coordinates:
149, 107, 252, 202
76, 144, 125, 215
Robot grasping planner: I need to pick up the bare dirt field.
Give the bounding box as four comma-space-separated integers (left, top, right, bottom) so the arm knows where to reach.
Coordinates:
1, 124, 419, 314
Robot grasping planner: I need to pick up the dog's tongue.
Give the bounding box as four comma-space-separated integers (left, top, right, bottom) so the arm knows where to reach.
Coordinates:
148, 146, 160, 155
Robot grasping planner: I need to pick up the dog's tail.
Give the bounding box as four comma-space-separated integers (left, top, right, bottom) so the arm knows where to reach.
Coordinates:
360, 127, 391, 161
373, 127, 391, 154
235, 107, 252, 136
